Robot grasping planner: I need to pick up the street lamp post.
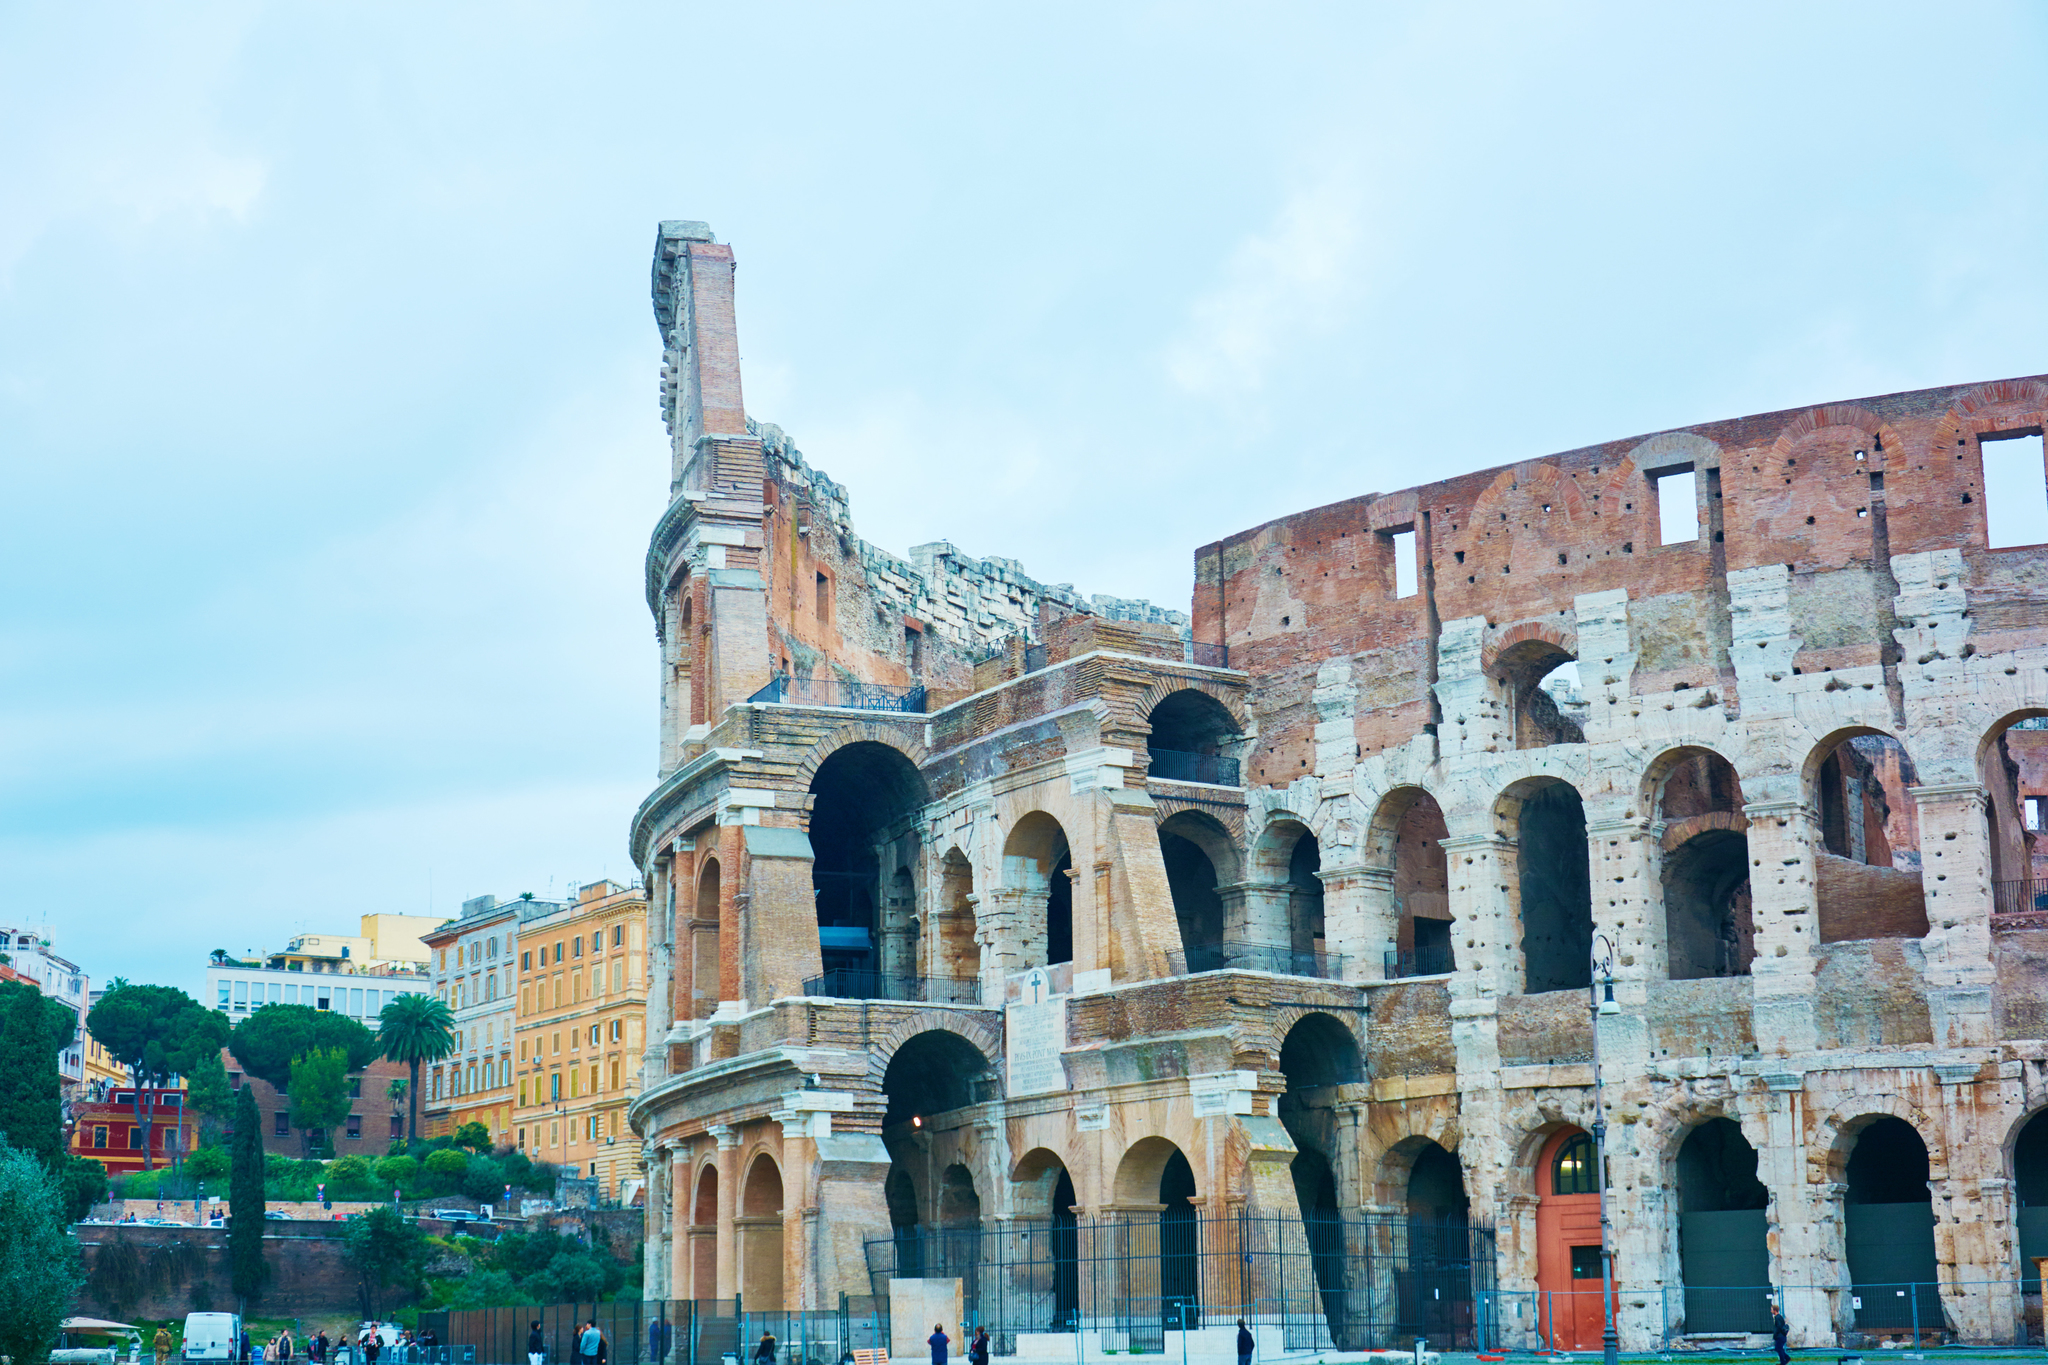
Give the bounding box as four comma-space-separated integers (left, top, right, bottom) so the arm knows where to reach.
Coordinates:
1589, 932, 1621, 1365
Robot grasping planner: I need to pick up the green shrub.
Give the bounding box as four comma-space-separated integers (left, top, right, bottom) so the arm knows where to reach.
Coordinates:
421, 1148, 468, 1195
327, 1155, 374, 1200
185, 1146, 230, 1180
374, 1154, 421, 1196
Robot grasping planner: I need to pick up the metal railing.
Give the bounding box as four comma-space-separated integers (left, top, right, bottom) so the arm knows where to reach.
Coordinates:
1168, 940, 1346, 981
1995, 878, 2048, 916
747, 676, 927, 713
1384, 944, 1457, 979
1147, 748, 1242, 786
427, 1300, 888, 1365
800, 968, 982, 1005
866, 1213, 1497, 1353
1185, 641, 1229, 668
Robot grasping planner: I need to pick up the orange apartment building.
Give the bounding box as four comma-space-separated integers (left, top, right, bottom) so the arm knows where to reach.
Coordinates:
513, 879, 649, 1202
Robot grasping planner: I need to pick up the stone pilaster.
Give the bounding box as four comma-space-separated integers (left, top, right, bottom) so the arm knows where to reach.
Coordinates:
1912, 782, 1997, 1047
1742, 798, 1820, 1056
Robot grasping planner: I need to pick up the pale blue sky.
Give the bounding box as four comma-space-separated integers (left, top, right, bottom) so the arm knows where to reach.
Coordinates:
4, 3, 2043, 996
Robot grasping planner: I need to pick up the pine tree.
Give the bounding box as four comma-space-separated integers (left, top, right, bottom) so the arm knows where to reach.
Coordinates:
0, 986, 62, 1170
0, 1137, 82, 1365
229, 1085, 268, 1307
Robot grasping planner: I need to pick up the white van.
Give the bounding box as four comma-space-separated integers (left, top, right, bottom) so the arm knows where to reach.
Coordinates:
182, 1314, 242, 1363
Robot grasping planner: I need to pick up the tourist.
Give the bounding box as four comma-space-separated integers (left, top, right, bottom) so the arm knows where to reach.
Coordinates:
577, 1322, 602, 1365
1771, 1305, 1790, 1365
927, 1325, 949, 1365
527, 1321, 545, 1365
279, 1331, 295, 1363
1236, 1321, 1254, 1365
310, 1333, 328, 1364
968, 1328, 989, 1365
753, 1332, 777, 1365
153, 1327, 172, 1365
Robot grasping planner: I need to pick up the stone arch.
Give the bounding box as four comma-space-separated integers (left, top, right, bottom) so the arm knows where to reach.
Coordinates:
1370, 1128, 1466, 1210
1933, 378, 2048, 449
1160, 808, 1232, 969
807, 739, 932, 990
933, 845, 979, 983
1627, 430, 1722, 470
1002, 810, 1075, 968
1769, 402, 1901, 460
1642, 743, 1747, 820
1012, 1146, 1083, 1325
1975, 707, 2048, 900
1132, 675, 1251, 737
1482, 621, 1580, 676
1112, 1136, 1196, 1208
1236, 1004, 1368, 1082
1810, 1097, 1946, 1186
692, 1160, 719, 1225
1238, 814, 1325, 968
1802, 727, 1929, 941
1499, 1104, 1602, 1202
1366, 785, 1453, 977
791, 723, 933, 790
738, 1150, 786, 1310
1488, 629, 1584, 749
1144, 686, 1247, 786
876, 1026, 1000, 1128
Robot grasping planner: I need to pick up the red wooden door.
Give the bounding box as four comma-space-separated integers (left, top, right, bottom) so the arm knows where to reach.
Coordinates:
1534, 1128, 1614, 1350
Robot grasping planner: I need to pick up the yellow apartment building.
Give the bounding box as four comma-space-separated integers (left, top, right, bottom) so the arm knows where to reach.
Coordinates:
514, 879, 649, 1202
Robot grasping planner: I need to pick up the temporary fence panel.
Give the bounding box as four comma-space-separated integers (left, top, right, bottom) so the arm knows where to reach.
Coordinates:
864, 1212, 1497, 1353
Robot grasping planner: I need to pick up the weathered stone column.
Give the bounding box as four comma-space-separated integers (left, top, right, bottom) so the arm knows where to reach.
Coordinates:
1442, 833, 1523, 998
1912, 782, 1997, 1047
1586, 816, 1666, 994
1742, 798, 1820, 1056
977, 887, 1040, 984
645, 1140, 669, 1302
644, 854, 676, 1087
1320, 863, 1391, 981
712, 1123, 740, 1300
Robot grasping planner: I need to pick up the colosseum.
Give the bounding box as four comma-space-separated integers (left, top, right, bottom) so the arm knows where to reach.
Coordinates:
627, 218, 2048, 1355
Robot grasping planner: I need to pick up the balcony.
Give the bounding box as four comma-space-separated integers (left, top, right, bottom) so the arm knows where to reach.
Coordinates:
800, 969, 983, 1006
748, 675, 927, 713
1147, 748, 1241, 786
1168, 940, 1346, 980
1185, 641, 1229, 668
1384, 943, 1457, 979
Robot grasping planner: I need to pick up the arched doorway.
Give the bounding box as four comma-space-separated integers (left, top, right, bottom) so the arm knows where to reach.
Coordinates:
1368, 788, 1453, 978
1280, 1015, 1363, 1347
1111, 1138, 1203, 1345
1146, 688, 1243, 786
1533, 1127, 1611, 1350
1015, 1149, 1080, 1329
1401, 1143, 1471, 1345
691, 1162, 718, 1298
1509, 780, 1592, 993
2012, 1111, 2048, 1296
1675, 1119, 1769, 1333
1160, 1150, 1200, 1329
881, 1030, 994, 1289
1003, 813, 1073, 968
739, 1154, 785, 1310
1842, 1117, 1940, 1336
808, 742, 930, 995
886, 1165, 924, 1277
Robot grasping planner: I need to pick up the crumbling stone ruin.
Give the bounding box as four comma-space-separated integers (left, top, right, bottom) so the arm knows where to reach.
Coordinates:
628, 218, 2048, 1350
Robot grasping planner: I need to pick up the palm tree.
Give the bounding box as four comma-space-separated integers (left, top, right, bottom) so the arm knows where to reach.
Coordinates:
377, 992, 454, 1144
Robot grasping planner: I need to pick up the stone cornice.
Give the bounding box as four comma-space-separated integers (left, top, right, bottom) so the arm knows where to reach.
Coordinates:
628, 747, 764, 867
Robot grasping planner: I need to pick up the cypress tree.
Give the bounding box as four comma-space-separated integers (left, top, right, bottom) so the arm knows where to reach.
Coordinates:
228, 1085, 268, 1307
0, 987, 62, 1170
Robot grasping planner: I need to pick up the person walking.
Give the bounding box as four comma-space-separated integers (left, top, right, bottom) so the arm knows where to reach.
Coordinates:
968, 1328, 989, 1365
1235, 1320, 1254, 1365
1771, 1304, 1790, 1365
240, 1331, 254, 1365
279, 1331, 295, 1364
527, 1321, 545, 1365
153, 1327, 172, 1365
927, 1325, 949, 1365
578, 1322, 603, 1365
753, 1334, 777, 1365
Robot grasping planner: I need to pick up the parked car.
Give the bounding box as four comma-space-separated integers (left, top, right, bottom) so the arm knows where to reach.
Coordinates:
434, 1208, 478, 1224
263, 1211, 291, 1221
182, 1312, 242, 1364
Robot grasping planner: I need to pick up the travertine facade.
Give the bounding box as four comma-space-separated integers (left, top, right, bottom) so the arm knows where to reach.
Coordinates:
628, 219, 2048, 1349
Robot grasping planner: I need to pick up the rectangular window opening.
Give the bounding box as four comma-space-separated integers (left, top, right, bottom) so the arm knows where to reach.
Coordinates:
1390, 528, 1418, 599
2027, 795, 2045, 832
1982, 431, 2048, 549
1654, 466, 1699, 545
815, 571, 831, 624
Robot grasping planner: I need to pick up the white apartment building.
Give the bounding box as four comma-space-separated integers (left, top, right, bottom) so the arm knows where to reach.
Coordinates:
1, 927, 90, 1086
421, 893, 560, 1141
205, 912, 438, 1025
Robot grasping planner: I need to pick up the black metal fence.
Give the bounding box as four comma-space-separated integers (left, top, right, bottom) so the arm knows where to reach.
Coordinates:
1185, 641, 1230, 668
1995, 878, 2048, 916
1146, 749, 1242, 786
426, 1300, 888, 1365
1384, 944, 1456, 979
1168, 941, 1346, 981
865, 1213, 1496, 1353
799, 969, 982, 1006
747, 677, 927, 714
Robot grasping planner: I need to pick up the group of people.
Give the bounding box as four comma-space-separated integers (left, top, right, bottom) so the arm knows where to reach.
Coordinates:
148, 1327, 440, 1365
526, 1318, 613, 1365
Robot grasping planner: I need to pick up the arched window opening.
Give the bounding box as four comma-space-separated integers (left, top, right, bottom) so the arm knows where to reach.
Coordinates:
1664, 831, 1753, 980
2013, 1111, 2048, 1295
1004, 813, 1073, 969
935, 849, 979, 987
1052, 1167, 1080, 1326
883, 1030, 991, 1130
1551, 1133, 1599, 1195
1290, 832, 1326, 960
1013, 1150, 1080, 1328
1161, 810, 1233, 972
1809, 733, 1927, 943
1146, 689, 1243, 786
1514, 781, 1593, 993
692, 859, 721, 1020
1494, 641, 1586, 749
1843, 1117, 1939, 1333
886, 1165, 924, 1278
690, 1164, 719, 1298
1160, 1151, 1200, 1328
1675, 1119, 1769, 1332
1384, 791, 1453, 978
808, 742, 930, 998
1982, 712, 2048, 913
1239, 818, 1332, 977
939, 1163, 982, 1230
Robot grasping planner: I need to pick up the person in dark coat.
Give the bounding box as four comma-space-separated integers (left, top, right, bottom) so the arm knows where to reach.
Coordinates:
1235, 1321, 1254, 1365
968, 1329, 989, 1365
1771, 1306, 1790, 1365
753, 1334, 777, 1365
527, 1322, 545, 1365
928, 1326, 949, 1365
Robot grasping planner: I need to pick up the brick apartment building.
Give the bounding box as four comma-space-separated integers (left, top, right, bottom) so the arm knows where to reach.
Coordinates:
514, 879, 649, 1202
227, 1052, 412, 1158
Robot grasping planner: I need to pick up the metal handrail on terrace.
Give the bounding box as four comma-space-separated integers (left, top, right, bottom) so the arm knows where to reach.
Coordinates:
1167, 940, 1346, 981
1147, 748, 1242, 786
747, 675, 927, 714
800, 968, 982, 1006
1994, 878, 2048, 916
1384, 944, 1458, 979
